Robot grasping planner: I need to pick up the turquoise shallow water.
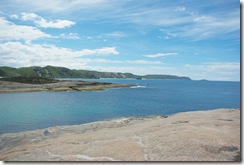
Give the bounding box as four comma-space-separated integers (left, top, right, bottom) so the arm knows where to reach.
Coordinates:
0, 79, 240, 134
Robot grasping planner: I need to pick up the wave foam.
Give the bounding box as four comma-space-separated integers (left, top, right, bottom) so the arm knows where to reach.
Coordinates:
131, 85, 146, 88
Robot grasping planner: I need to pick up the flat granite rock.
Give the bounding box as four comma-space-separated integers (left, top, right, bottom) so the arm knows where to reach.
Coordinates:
0, 108, 240, 161
0, 80, 133, 92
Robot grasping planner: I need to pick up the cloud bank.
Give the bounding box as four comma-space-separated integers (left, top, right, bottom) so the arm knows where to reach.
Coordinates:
0, 17, 51, 41
16, 12, 75, 28
0, 42, 119, 69
145, 53, 178, 58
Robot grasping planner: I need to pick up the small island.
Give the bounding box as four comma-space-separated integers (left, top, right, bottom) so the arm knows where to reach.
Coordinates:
0, 76, 134, 93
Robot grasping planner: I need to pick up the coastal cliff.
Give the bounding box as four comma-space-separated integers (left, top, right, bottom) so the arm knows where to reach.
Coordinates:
0, 108, 240, 161
0, 66, 191, 80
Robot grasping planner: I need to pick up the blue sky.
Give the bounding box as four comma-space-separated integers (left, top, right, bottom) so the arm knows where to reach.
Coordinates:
0, 0, 240, 81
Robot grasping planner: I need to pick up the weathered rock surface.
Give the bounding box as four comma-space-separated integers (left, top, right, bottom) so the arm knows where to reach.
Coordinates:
0, 108, 240, 161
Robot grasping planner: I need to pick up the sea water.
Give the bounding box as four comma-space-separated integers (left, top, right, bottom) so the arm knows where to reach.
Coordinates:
0, 79, 240, 134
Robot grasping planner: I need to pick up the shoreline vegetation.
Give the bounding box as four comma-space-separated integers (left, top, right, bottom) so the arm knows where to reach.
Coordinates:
0, 65, 191, 80
0, 108, 240, 161
0, 76, 134, 92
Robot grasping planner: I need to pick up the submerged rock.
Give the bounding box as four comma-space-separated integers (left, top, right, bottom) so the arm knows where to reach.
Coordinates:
43, 130, 50, 136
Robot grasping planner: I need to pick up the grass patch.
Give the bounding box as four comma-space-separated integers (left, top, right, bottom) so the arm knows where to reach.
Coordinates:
1, 76, 58, 84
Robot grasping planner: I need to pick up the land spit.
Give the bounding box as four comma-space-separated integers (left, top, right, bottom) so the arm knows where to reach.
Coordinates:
0, 108, 240, 161
0, 80, 133, 92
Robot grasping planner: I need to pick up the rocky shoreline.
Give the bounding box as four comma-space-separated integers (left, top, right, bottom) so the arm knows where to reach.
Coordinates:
0, 108, 240, 161
0, 80, 133, 92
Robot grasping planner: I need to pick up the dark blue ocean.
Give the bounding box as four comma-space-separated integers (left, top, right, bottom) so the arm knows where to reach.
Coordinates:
0, 79, 240, 134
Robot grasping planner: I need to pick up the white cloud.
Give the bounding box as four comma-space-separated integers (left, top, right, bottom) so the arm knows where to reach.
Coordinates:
90, 62, 240, 81
205, 62, 240, 71
84, 47, 119, 55
175, 6, 186, 12
38, 19, 75, 29
184, 62, 240, 72
3, 1, 192, 26
105, 31, 126, 38
0, 16, 78, 42
20, 12, 38, 21
160, 9, 240, 40
183, 62, 240, 81
145, 53, 177, 58
0, 17, 51, 41
59, 33, 80, 39
165, 36, 169, 40
89, 59, 123, 64
10, 14, 18, 19
82, 59, 163, 65
0, 41, 168, 74
3, 0, 108, 13
0, 42, 119, 69
78, 31, 126, 42
86, 65, 184, 77
2, 1, 239, 40
19, 12, 75, 28
126, 60, 163, 65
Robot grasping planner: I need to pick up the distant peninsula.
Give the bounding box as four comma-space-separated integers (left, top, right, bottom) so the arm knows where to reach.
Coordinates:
0, 66, 191, 80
